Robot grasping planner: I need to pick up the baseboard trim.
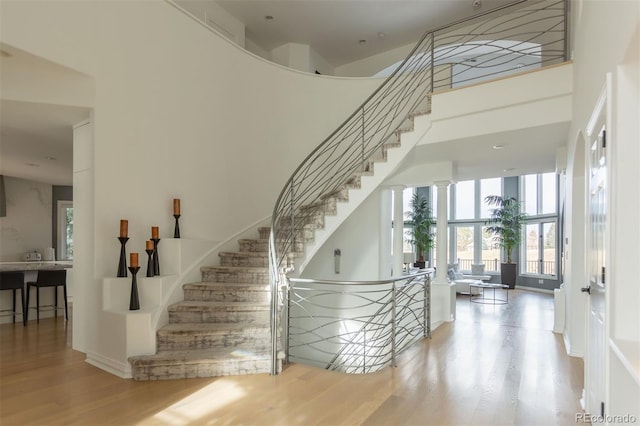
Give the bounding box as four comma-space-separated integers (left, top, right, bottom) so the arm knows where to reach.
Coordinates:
86, 351, 132, 379
515, 285, 554, 294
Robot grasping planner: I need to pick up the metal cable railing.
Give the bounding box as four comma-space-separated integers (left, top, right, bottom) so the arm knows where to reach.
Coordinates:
287, 271, 431, 374
269, 0, 567, 374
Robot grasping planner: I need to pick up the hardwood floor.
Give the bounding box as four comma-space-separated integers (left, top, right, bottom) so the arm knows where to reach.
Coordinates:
0, 290, 584, 425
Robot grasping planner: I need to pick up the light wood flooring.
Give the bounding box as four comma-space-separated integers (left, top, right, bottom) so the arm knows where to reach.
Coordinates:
0, 289, 584, 425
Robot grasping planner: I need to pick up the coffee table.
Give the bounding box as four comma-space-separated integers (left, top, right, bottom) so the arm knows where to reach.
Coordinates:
469, 282, 509, 304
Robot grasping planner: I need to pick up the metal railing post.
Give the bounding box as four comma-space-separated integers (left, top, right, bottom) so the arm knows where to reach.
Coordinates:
363, 329, 367, 374
427, 275, 431, 338
391, 282, 397, 368
289, 181, 295, 250
423, 277, 428, 338
361, 107, 366, 172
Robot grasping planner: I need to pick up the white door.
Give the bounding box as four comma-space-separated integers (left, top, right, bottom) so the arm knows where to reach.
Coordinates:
584, 79, 610, 417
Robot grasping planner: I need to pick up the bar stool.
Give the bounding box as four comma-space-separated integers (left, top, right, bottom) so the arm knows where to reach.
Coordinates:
0, 271, 26, 326
26, 269, 68, 323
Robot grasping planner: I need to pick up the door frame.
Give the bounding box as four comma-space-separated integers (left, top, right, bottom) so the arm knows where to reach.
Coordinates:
583, 73, 612, 417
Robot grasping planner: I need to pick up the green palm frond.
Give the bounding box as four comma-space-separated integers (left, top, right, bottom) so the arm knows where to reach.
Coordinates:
484, 195, 527, 263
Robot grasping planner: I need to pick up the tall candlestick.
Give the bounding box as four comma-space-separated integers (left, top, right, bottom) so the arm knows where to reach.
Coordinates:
173, 199, 181, 215
151, 226, 159, 239
130, 252, 139, 268
117, 237, 129, 277
120, 219, 128, 238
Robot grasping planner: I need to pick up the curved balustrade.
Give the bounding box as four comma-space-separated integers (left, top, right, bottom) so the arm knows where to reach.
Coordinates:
269, 0, 567, 374
287, 271, 431, 374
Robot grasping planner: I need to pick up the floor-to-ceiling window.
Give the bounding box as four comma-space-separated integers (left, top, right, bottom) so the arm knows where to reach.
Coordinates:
520, 172, 558, 276
427, 178, 503, 273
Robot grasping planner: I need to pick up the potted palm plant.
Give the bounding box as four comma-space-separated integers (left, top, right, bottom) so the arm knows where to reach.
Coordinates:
405, 193, 435, 269
484, 195, 527, 288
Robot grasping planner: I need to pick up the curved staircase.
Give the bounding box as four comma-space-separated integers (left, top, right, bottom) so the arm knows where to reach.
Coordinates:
129, 228, 274, 380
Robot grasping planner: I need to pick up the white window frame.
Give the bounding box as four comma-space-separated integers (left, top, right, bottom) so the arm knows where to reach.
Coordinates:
57, 200, 73, 260
519, 173, 558, 277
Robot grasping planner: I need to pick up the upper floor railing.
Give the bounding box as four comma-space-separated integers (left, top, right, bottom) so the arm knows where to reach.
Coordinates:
269, 0, 567, 374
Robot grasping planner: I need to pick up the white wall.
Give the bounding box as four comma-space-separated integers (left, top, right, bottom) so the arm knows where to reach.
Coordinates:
301, 189, 382, 281
175, 0, 245, 47
271, 42, 335, 75
1, 0, 381, 370
0, 176, 52, 262
566, 0, 640, 419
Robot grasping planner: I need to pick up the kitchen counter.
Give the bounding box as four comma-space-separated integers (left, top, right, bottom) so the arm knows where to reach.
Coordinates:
0, 261, 73, 272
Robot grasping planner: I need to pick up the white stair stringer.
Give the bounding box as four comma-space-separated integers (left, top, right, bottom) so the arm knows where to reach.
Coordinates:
295, 113, 432, 275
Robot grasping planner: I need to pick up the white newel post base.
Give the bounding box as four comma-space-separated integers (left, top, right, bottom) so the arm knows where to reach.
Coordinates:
431, 282, 456, 328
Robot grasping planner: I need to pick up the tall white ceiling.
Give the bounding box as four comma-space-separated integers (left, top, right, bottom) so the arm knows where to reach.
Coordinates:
214, 0, 512, 67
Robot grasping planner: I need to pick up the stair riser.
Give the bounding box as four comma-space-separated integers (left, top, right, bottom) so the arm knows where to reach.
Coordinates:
184, 288, 270, 303
169, 310, 269, 324
219, 254, 269, 268
201, 269, 269, 284
238, 239, 268, 252
157, 332, 271, 352
258, 228, 270, 239
131, 358, 271, 381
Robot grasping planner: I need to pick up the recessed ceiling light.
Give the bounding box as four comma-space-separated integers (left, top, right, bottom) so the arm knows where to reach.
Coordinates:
358, 39, 367, 45
44, 156, 56, 161
492, 144, 505, 150
516, 63, 525, 68
503, 167, 516, 172
264, 15, 274, 21
378, 32, 386, 39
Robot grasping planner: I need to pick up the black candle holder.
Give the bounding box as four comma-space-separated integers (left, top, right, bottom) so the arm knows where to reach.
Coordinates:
145, 249, 155, 278
173, 214, 181, 238
152, 238, 161, 276
128, 266, 140, 310
117, 237, 129, 277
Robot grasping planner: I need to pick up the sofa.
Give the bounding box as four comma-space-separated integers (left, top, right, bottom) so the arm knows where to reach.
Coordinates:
448, 263, 491, 295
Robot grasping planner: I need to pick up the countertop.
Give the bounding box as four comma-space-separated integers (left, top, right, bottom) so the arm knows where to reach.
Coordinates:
0, 261, 73, 272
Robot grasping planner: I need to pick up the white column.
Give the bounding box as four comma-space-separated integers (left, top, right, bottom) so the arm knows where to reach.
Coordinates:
379, 188, 392, 279
392, 186, 405, 277
434, 181, 450, 284
431, 180, 456, 324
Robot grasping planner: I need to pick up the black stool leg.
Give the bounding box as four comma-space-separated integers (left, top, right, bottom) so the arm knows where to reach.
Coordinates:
63, 284, 68, 321
25, 285, 30, 323
20, 287, 26, 326
36, 286, 40, 323
12, 289, 16, 323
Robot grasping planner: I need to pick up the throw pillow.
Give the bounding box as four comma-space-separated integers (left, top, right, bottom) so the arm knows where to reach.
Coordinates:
447, 268, 456, 281
471, 264, 485, 275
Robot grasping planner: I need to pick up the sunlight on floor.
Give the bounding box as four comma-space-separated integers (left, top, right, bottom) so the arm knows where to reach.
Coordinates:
148, 378, 246, 425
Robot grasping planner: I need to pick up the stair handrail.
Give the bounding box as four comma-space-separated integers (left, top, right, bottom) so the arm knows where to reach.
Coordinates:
269, 0, 567, 374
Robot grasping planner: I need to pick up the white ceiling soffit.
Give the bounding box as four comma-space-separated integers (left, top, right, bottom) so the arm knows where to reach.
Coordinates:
388, 122, 570, 186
